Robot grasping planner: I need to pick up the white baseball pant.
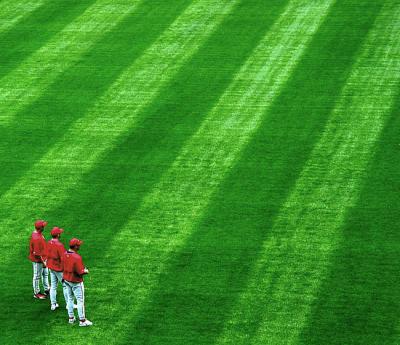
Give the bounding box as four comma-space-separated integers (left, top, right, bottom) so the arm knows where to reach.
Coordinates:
49, 269, 68, 305
63, 280, 86, 320
32, 262, 49, 295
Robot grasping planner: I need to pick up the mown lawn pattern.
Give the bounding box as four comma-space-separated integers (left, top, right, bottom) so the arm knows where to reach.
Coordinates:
0, 1, 398, 344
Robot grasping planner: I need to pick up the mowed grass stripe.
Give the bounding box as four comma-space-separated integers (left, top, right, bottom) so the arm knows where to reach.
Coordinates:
217, 4, 400, 345
83, 1, 334, 343
0, 0, 238, 276
20, 1, 290, 343
298, 26, 400, 345
22, 0, 288, 279
298, 90, 400, 345
105, 0, 384, 343
38, 0, 289, 263
0, 0, 192, 198
210, 0, 386, 342
0, 0, 100, 80
0, 0, 46, 33
0, 0, 142, 124
0, 0, 142, 123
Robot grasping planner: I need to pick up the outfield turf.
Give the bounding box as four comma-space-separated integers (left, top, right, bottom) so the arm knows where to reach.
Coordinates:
0, 0, 399, 344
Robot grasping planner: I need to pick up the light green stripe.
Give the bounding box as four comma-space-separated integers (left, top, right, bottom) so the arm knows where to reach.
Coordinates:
0, 0, 141, 124
0, 0, 240, 261
0, 0, 46, 33
216, 3, 400, 345
92, 0, 334, 339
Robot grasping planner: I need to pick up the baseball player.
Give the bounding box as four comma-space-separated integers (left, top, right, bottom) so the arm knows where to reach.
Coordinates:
28, 220, 50, 299
62, 238, 92, 326
46, 227, 68, 310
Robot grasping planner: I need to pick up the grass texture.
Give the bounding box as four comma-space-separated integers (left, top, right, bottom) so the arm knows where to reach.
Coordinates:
0, 0, 399, 344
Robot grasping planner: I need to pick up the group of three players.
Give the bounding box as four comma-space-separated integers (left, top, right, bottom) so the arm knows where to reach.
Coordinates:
28, 219, 93, 327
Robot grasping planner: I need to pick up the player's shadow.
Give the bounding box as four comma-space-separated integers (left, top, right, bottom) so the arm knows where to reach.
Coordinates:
297, 88, 400, 345
0, 0, 193, 198
0, 0, 98, 80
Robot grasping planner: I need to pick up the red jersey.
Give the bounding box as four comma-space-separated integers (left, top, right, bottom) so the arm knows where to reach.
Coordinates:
46, 238, 66, 271
62, 250, 87, 283
28, 231, 47, 263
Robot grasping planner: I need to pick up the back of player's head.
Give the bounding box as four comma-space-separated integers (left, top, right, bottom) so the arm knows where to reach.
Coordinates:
69, 238, 83, 249
51, 227, 64, 238
34, 220, 48, 231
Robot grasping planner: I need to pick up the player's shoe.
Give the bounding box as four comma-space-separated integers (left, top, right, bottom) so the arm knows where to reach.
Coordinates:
68, 317, 76, 324
33, 293, 47, 299
51, 303, 59, 311
44, 290, 50, 297
79, 319, 93, 327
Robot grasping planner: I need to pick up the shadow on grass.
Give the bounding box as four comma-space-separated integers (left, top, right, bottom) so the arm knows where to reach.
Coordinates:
31, 0, 290, 256
3, 0, 289, 343
0, 0, 98, 79
115, 1, 385, 344
1, 1, 385, 344
37, 0, 290, 260
0, 0, 193, 197
298, 88, 400, 345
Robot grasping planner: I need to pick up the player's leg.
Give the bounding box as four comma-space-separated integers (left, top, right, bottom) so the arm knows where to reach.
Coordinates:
32, 262, 40, 295
34, 263, 43, 294
56, 271, 69, 306
72, 282, 92, 326
57, 272, 76, 309
33, 263, 46, 299
49, 270, 58, 309
63, 281, 75, 322
32, 263, 47, 299
42, 266, 50, 295
72, 282, 85, 320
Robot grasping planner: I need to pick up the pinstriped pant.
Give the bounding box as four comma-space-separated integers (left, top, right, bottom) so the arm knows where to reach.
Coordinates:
49, 269, 68, 305
63, 280, 86, 320
32, 262, 49, 295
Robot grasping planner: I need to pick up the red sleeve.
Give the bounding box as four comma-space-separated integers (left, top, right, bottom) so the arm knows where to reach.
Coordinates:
39, 239, 47, 260
74, 256, 86, 276
58, 244, 66, 258
58, 244, 66, 268
32, 238, 46, 258
29, 237, 34, 254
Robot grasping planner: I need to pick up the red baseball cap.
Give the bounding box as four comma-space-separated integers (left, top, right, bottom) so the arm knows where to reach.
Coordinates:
50, 227, 64, 236
34, 220, 48, 230
69, 238, 83, 247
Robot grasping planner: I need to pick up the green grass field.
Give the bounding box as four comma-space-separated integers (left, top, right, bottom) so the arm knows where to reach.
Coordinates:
0, 0, 399, 344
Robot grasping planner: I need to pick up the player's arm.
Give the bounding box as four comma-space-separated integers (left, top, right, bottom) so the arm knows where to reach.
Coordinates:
29, 238, 34, 255
32, 238, 46, 263
39, 240, 47, 265
75, 256, 89, 276
58, 245, 66, 270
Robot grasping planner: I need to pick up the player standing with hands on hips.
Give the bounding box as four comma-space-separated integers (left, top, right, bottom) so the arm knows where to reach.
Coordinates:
46, 227, 68, 310
62, 238, 93, 326
28, 220, 50, 299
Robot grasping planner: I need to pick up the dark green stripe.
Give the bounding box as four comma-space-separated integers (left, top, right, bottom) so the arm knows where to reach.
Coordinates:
0, 0, 98, 79
116, 1, 385, 344
0, 0, 192, 198
298, 88, 400, 345
1, 0, 289, 343
41, 0, 289, 256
